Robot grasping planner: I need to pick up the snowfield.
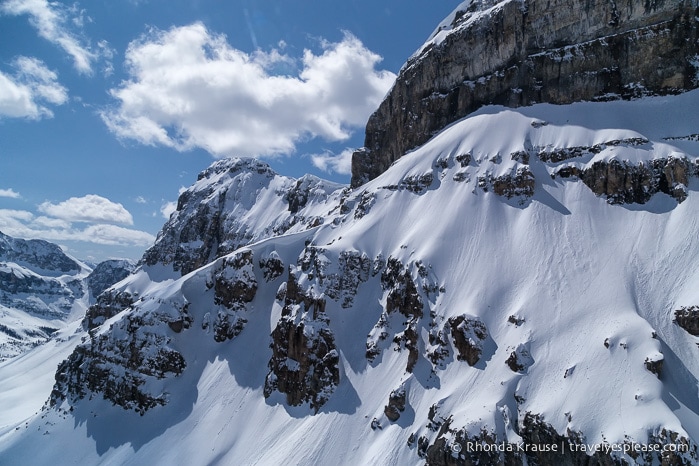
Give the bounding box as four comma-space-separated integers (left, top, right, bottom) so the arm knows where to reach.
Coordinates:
2, 90, 699, 465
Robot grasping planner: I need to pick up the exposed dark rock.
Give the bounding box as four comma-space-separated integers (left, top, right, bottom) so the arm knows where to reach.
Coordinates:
208, 250, 258, 342
478, 167, 536, 201
448, 315, 488, 366
354, 191, 376, 219
384, 385, 407, 422
645, 354, 664, 377
456, 153, 472, 168
506, 344, 534, 373
324, 250, 371, 308
511, 151, 530, 164
367, 257, 441, 372
259, 252, 285, 282
538, 138, 648, 163
212, 250, 258, 309
351, 0, 699, 186
264, 268, 339, 412
579, 157, 692, 204
675, 306, 699, 335
427, 326, 451, 367
52, 299, 189, 414
382, 173, 435, 194
508, 314, 525, 326
82, 290, 135, 331
382, 257, 424, 319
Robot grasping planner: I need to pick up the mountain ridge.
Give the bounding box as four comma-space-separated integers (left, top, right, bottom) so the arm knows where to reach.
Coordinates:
2, 90, 697, 464
2, 2, 699, 464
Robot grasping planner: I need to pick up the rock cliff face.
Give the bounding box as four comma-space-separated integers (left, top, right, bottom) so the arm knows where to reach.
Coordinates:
351, 0, 699, 187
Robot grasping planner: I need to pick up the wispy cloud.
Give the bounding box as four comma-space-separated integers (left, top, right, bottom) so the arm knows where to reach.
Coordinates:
102, 23, 396, 157
0, 188, 21, 199
1, 0, 97, 74
0, 57, 67, 119
0, 194, 153, 248
38, 194, 134, 225
0, 203, 154, 248
310, 148, 354, 175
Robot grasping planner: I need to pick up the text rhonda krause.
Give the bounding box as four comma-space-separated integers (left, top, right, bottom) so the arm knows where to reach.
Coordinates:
460, 441, 690, 454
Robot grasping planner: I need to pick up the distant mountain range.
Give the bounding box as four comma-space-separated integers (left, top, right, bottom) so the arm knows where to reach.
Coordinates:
0, 231, 134, 361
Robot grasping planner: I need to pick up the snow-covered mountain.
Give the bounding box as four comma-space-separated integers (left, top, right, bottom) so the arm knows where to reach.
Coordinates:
0, 231, 91, 361
3, 89, 699, 464
0, 231, 136, 362
2, 1, 699, 465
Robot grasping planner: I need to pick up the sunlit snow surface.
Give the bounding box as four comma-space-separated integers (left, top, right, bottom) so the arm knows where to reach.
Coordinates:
2, 91, 699, 465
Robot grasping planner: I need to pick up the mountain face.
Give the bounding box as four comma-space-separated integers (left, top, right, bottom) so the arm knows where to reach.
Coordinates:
85, 259, 135, 300
140, 158, 343, 276
351, 0, 699, 187
0, 232, 136, 361
0, 232, 90, 361
3, 3, 699, 466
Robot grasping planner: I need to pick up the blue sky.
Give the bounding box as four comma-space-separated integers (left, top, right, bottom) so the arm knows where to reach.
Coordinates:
0, 0, 458, 262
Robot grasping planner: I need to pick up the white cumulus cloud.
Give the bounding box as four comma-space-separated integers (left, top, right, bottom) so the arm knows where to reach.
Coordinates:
101, 23, 396, 157
38, 194, 134, 225
310, 148, 354, 175
0, 208, 154, 248
1, 0, 96, 74
0, 57, 67, 119
0, 188, 21, 198
160, 201, 177, 220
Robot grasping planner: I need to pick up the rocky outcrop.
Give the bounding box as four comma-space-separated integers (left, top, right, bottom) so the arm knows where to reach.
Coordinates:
478, 166, 535, 201
366, 258, 444, 372
577, 157, 694, 204
264, 269, 340, 412
351, 0, 699, 186
506, 343, 534, 372
208, 250, 258, 342
448, 315, 488, 366
384, 385, 407, 422
675, 306, 699, 335
52, 297, 191, 414
82, 290, 135, 331
421, 411, 697, 465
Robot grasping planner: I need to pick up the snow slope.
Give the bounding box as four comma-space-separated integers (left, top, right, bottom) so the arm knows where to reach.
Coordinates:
2, 91, 699, 464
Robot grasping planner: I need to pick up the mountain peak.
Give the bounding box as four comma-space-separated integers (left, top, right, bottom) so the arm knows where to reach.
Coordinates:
141, 157, 343, 276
